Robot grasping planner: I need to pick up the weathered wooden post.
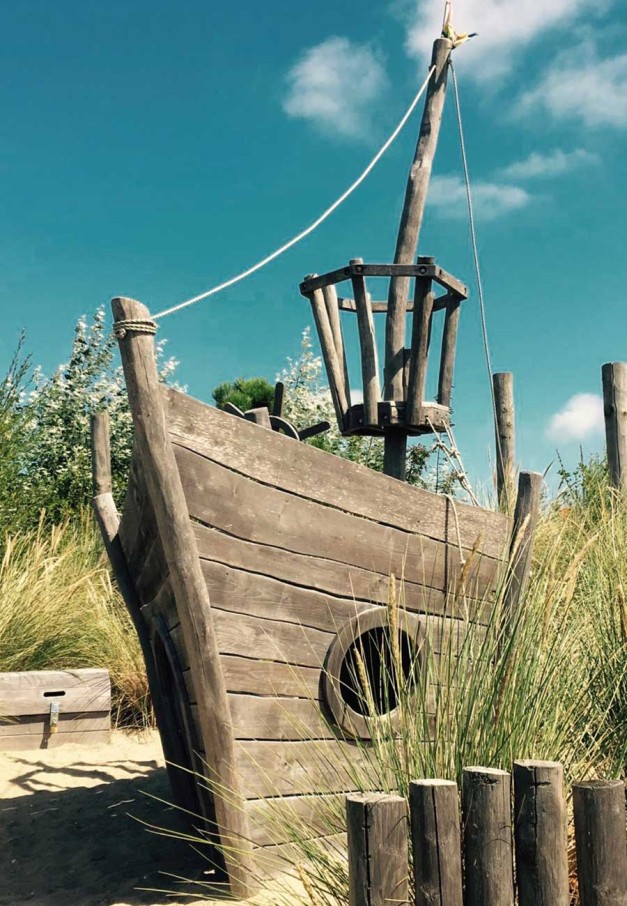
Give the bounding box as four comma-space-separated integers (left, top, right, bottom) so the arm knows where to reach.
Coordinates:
573, 779, 627, 906
410, 779, 463, 906
502, 471, 543, 623
602, 362, 627, 493
493, 372, 516, 513
347, 793, 409, 906
513, 760, 569, 906
462, 767, 514, 906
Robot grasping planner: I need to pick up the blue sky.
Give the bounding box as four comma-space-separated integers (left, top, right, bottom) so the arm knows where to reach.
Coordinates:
1, 0, 626, 494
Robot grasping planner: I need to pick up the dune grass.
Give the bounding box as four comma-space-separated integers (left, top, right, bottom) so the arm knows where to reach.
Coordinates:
0, 515, 150, 727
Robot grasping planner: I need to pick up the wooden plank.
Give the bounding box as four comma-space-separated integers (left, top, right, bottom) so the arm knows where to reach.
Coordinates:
235, 739, 376, 798
112, 296, 253, 896
462, 767, 514, 906
513, 760, 568, 906
247, 793, 345, 847
323, 284, 351, 411
206, 696, 336, 742
193, 522, 490, 623
306, 282, 350, 426
350, 261, 380, 427
602, 362, 627, 492
493, 373, 516, 513
212, 610, 333, 670
410, 779, 463, 906
0, 729, 111, 751
174, 446, 500, 599
164, 386, 511, 560
253, 832, 347, 877
573, 779, 627, 906
220, 657, 321, 699
338, 293, 452, 314
437, 299, 461, 409
347, 793, 409, 906
406, 275, 435, 427
0, 713, 110, 737
0, 669, 110, 717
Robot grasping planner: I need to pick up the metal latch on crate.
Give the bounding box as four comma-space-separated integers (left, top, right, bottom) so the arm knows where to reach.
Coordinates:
49, 700, 60, 734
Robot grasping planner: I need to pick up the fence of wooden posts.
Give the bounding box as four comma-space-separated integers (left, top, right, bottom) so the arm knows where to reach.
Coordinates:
346, 761, 627, 906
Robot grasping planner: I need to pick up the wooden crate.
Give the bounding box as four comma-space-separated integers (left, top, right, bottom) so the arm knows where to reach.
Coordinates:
0, 668, 111, 750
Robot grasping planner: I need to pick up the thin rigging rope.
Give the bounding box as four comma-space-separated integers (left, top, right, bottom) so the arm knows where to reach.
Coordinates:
153, 65, 436, 321
449, 61, 498, 431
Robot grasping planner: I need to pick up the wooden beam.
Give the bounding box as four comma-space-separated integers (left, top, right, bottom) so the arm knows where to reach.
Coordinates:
301, 263, 466, 296
384, 37, 453, 401
306, 277, 350, 428
347, 793, 409, 906
323, 283, 352, 411
462, 767, 514, 906
502, 471, 542, 623
602, 362, 627, 492
573, 780, 627, 906
91, 412, 112, 497
410, 779, 463, 906
513, 761, 569, 906
338, 292, 452, 314
405, 274, 435, 426
437, 298, 461, 409
111, 297, 254, 898
350, 259, 381, 427
493, 373, 516, 513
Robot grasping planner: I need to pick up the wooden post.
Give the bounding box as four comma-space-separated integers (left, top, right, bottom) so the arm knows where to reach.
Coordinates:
384, 37, 452, 402
350, 260, 381, 428
573, 780, 627, 906
502, 471, 543, 621
306, 277, 351, 428
437, 298, 461, 408
462, 767, 514, 906
405, 269, 435, 427
347, 793, 409, 906
410, 779, 463, 906
91, 411, 112, 496
493, 373, 516, 513
111, 298, 253, 898
602, 362, 627, 493
513, 761, 569, 906
244, 407, 272, 429
323, 283, 352, 410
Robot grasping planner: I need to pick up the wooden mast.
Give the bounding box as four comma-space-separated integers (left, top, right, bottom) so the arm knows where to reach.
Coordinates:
383, 36, 453, 479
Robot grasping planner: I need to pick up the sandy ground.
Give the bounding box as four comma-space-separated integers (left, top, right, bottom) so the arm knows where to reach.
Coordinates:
0, 731, 284, 906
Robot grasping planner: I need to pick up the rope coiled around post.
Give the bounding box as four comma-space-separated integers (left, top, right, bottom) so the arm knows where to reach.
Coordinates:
112, 318, 158, 340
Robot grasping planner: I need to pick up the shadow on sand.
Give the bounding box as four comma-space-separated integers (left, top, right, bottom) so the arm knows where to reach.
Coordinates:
1, 761, 231, 906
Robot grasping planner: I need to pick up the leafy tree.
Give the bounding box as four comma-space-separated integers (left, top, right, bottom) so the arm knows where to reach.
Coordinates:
0, 337, 35, 536
212, 377, 275, 413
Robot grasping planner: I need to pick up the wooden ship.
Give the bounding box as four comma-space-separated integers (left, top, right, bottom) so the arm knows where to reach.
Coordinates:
91, 31, 541, 899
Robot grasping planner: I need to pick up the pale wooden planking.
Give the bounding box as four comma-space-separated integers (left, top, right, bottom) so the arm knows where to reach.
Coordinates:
193, 522, 488, 622
222, 695, 337, 742
0, 713, 110, 737
0, 669, 110, 717
234, 739, 377, 798
220, 657, 321, 699
253, 832, 347, 877
0, 729, 111, 751
164, 386, 510, 558
245, 793, 345, 847
173, 445, 499, 598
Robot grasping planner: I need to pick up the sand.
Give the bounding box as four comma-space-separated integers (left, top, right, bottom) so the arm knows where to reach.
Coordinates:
0, 730, 280, 906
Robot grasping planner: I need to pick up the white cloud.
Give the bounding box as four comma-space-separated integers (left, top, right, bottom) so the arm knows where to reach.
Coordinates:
428, 174, 531, 220
517, 46, 627, 128
500, 148, 598, 180
546, 393, 604, 442
403, 0, 610, 83
282, 37, 388, 140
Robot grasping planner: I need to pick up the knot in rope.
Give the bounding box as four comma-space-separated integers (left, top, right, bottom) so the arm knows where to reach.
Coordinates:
113, 318, 158, 340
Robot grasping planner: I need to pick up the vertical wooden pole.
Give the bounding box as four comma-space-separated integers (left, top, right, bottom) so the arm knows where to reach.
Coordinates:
573, 780, 627, 906
323, 284, 352, 410
602, 362, 627, 493
347, 793, 409, 906
410, 779, 463, 906
91, 411, 112, 496
111, 298, 253, 897
513, 761, 569, 906
502, 471, 543, 621
405, 270, 435, 427
350, 259, 381, 428
493, 373, 516, 513
462, 767, 514, 906
384, 37, 452, 402
306, 277, 350, 428
437, 298, 461, 408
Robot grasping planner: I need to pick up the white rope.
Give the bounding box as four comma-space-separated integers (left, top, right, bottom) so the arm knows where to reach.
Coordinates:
449, 61, 498, 427
153, 65, 436, 321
